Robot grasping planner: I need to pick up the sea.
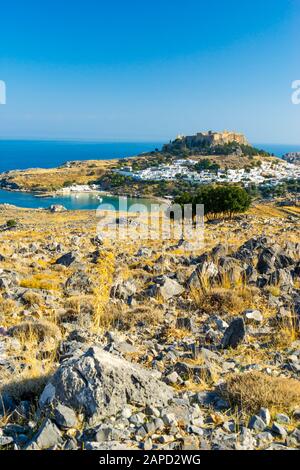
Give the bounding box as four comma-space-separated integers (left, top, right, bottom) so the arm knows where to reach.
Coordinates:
0, 140, 163, 210
0, 140, 299, 210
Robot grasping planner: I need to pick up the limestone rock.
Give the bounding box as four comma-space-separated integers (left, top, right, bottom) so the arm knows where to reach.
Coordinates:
222, 317, 246, 349
55, 251, 78, 267
48, 204, 67, 213
26, 419, 63, 450
39, 347, 174, 425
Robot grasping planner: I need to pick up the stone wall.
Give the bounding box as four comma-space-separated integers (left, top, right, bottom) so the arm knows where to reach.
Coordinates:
164, 130, 248, 151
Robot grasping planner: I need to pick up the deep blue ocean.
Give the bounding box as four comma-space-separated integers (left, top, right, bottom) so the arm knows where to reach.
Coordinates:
255, 143, 300, 157
0, 140, 299, 209
0, 140, 163, 173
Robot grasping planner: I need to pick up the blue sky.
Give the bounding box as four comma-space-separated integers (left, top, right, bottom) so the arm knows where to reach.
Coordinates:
0, 0, 299, 143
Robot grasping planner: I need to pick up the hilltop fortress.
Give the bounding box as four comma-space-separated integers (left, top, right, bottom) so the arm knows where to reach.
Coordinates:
163, 130, 249, 151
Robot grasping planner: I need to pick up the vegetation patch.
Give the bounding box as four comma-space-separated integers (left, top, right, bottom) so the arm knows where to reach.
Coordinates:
219, 371, 300, 414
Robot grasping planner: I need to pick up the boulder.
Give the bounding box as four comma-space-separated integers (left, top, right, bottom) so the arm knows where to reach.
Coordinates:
222, 317, 246, 349
176, 317, 194, 331
244, 309, 263, 323
248, 415, 266, 432
268, 269, 293, 288
110, 279, 137, 301
257, 247, 294, 275
187, 261, 218, 289
0, 270, 20, 291
91, 235, 104, 247
271, 422, 287, 439
55, 251, 79, 267
26, 419, 63, 450
211, 243, 228, 260
39, 347, 174, 425
53, 403, 78, 429
217, 257, 245, 284
146, 276, 184, 300
258, 407, 271, 426
48, 205, 67, 213
64, 270, 94, 295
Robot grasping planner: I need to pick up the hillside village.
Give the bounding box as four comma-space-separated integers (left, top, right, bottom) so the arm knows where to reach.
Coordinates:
114, 131, 300, 191
1, 132, 299, 201
283, 152, 300, 164
117, 157, 300, 187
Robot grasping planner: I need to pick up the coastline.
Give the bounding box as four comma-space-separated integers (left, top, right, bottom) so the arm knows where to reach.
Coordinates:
0, 184, 170, 211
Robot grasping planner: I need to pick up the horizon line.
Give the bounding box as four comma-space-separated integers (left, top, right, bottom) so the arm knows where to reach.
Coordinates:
0, 137, 300, 147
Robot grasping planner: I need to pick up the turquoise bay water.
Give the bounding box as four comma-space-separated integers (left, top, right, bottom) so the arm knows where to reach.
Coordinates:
0, 190, 152, 211
0, 140, 299, 210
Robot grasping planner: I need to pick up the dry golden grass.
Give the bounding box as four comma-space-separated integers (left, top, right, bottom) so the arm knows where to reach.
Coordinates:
192, 285, 258, 316
8, 319, 62, 343
180, 356, 221, 388
0, 297, 17, 317
22, 290, 44, 306
62, 295, 94, 322
92, 251, 116, 330
248, 204, 287, 218
279, 205, 300, 216
265, 285, 281, 297
161, 326, 192, 341
272, 317, 299, 349
219, 371, 300, 414
294, 278, 300, 289
121, 305, 164, 328
93, 302, 164, 332
20, 273, 61, 290
224, 344, 270, 366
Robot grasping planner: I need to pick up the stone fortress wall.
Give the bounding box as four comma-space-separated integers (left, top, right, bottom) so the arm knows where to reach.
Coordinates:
164, 130, 248, 150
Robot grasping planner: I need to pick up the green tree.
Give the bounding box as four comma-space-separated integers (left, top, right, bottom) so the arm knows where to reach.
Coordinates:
175, 184, 251, 220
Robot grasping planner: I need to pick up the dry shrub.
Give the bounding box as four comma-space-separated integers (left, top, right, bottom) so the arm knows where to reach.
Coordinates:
101, 303, 164, 330
128, 305, 164, 327
219, 371, 300, 414
161, 326, 192, 341
272, 316, 299, 349
0, 297, 16, 317
192, 286, 257, 315
61, 295, 94, 324
22, 290, 44, 306
8, 319, 62, 342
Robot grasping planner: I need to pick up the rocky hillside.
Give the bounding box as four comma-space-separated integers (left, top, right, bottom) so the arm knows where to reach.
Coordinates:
0, 160, 115, 192
0, 203, 299, 450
